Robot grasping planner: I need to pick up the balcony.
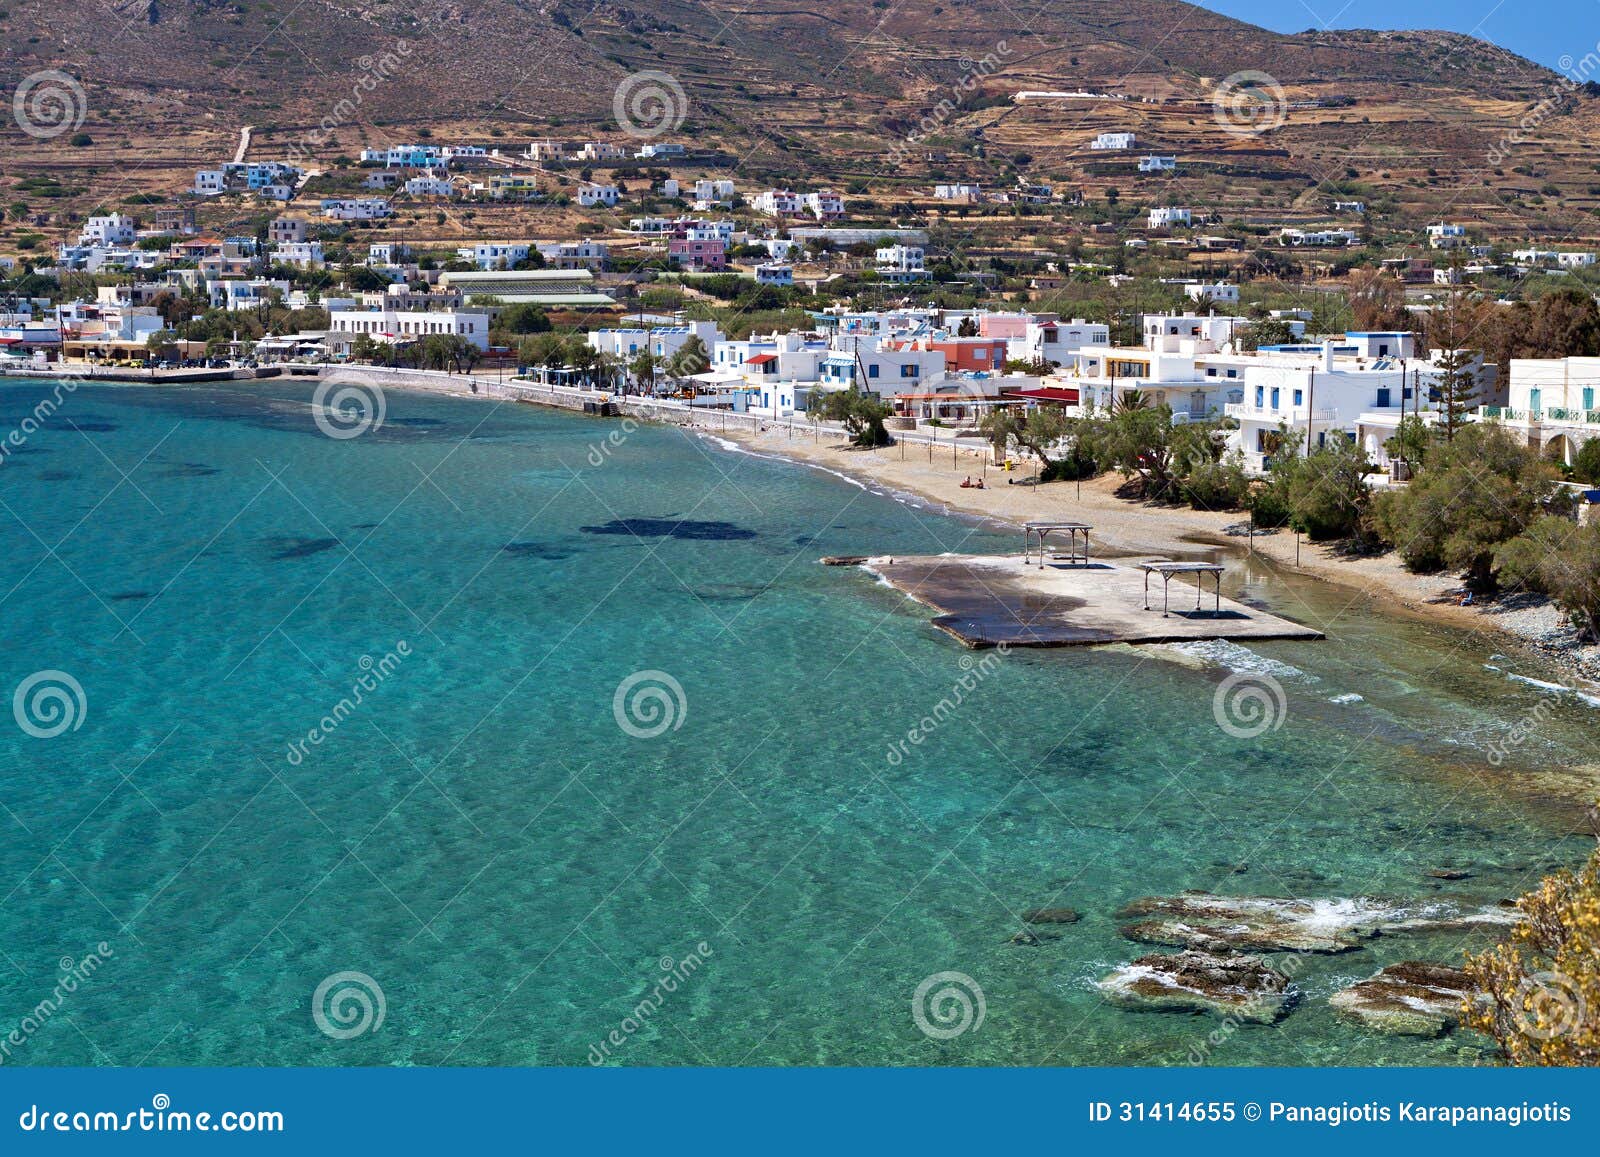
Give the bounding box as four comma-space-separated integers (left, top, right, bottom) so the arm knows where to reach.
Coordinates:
1226, 403, 1339, 423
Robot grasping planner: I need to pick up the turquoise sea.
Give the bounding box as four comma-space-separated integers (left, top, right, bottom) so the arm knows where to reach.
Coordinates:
0, 377, 1594, 1067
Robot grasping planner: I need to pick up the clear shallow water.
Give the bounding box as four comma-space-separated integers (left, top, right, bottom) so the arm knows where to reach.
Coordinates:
0, 378, 1593, 1067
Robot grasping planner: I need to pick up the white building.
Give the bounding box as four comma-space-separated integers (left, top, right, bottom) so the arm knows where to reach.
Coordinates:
1138, 155, 1177, 173
576, 142, 627, 161
1177, 281, 1240, 305
458, 243, 532, 270
875, 244, 928, 283
755, 264, 794, 286
1090, 132, 1136, 150
1008, 317, 1109, 368
537, 240, 609, 270
1147, 206, 1192, 230
577, 182, 619, 207
1224, 333, 1433, 472
1427, 223, 1468, 249
805, 191, 845, 220
207, 278, 291, 310
328, 308, 490, 355
934, 183, 983, 202
320, 198, 392, 221
636, 142, 685, 159
79, 214, 137, 247
586, 320, 724, 364
271, 241, 325, 268
692, 178, 737, 206
1484, 356, 1600, 466
1279, 228, 1359, 247
817, 336, 947, 399
754, 190, 804, 216
404, 172, 455, 197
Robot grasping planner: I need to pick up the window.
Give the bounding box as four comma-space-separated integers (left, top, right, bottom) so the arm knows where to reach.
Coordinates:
1255, 386, 1264, 407
900, 364, 920, 378
868, 364, 879, 378
1293, 390, 1303, 406
1270, 388, 1280, 409
1206, 368, 1216, 377
1585, 387, 1595, 410
1376, 388, 1390, 408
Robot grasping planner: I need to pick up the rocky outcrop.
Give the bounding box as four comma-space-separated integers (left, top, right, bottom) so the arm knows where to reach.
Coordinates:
1117, 892, 1516, 954
1097, 951, 1295, 1022
1329, 962, 1481, 1037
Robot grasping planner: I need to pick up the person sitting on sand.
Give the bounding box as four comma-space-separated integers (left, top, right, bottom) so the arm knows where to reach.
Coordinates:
974, 477, 985, 489
960, 476, 973, 488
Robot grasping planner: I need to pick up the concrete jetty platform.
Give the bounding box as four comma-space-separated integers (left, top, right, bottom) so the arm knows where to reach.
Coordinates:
857, 555, 1324, 649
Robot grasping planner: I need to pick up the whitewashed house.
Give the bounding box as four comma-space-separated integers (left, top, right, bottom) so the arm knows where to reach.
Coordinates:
1090, 132, 1136, 150
320, 198, 392, 221
875, 244, 928, 283
78, 214, 137, 247
1147, 207, 1191, 230
327, 308, 490, 355
577, 182, 619, 207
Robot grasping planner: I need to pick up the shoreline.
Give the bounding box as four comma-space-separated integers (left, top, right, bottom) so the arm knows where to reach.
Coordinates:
689, 417, 1600, 689
14, 366, 1597, 687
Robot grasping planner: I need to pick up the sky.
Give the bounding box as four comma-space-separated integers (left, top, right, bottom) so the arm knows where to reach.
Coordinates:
1195, 0, 1589, 70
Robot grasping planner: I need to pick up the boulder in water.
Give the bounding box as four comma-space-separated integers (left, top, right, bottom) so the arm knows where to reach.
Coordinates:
1116, 891, 1515, 954
1329, 962, 1481, 1037
1098, 951, 1294, 1022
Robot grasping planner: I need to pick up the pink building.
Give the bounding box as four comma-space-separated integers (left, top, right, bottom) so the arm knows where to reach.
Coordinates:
668, 238, 727, 271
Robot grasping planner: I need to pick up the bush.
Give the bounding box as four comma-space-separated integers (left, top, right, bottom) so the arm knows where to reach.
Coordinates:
1181, 456, 1250, 511
1573, 438, 1600, 485
1371, 424, 1558, 589
1464, 844, 1600, 1065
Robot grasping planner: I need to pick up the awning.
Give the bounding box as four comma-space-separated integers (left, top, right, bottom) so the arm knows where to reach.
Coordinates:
1004, 386, 1079, 404
746, 353, 778, 365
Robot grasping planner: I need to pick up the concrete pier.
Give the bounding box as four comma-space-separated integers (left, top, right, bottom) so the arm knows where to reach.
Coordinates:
858, 555, 1324, 648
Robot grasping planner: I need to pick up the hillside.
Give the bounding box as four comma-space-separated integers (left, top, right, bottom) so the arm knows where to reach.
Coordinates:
0, 0, 1593, 245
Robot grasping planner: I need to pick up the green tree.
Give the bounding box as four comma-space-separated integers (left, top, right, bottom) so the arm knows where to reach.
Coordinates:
1371, 423, 1559, 590
1264, 433, 1373, 540
1495, 517, 1600, 641
1572, 438, 1600, 486
810, 387, 892, 448
1236, 319, 1297, 351
979, 407, 1095, 481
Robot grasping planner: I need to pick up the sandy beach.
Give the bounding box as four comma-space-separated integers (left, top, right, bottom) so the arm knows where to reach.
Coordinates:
695, 418, 1600, 684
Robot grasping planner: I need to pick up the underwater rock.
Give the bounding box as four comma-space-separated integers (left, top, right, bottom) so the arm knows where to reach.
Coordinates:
1329, 962, 1480, 1038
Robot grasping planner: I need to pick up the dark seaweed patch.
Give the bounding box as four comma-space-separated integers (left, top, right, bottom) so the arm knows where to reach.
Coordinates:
38, 470, 78, 482
579, 518, 756, 541
157, 462, 221, 478
110, 591, 152, 601
64, 420, 118, 433
265, 536, 341, 560
386, 417, 448, 428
